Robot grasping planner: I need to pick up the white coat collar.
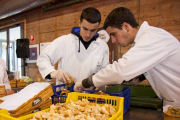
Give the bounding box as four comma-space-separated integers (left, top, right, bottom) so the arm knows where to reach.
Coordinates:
73, 34, 99, 53
134, 21, 150, 43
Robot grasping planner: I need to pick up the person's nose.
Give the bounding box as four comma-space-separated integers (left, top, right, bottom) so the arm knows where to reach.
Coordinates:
111, 36, 116, 43
86, 31, 91, 37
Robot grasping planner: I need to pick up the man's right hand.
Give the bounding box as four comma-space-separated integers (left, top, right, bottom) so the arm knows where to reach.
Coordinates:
74, 80, 84, 92
50, 69, 69, 83
129, 74, 146, 86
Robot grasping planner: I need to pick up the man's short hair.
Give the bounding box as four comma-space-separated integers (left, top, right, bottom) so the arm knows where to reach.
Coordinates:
80, 7, 101, 24
103, 7, 139, 30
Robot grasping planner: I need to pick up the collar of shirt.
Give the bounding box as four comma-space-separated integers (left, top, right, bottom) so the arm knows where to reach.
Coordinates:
73, 35, 99, 53
134, 21, 150, 44
131, 42, 135, 47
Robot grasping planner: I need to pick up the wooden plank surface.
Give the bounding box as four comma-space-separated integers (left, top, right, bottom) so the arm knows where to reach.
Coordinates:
8, 0, 178, 83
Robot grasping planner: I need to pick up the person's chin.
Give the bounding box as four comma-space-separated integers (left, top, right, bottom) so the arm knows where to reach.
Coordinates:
84, 39, 90, 42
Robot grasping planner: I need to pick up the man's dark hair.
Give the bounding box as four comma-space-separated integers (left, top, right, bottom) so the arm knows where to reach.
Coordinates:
80, 7, 101, 24
103, 7, 139, 30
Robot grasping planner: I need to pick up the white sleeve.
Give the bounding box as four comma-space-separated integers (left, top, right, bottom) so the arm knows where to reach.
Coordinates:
1, 59, 11, 89
36, 36, 66, 79
101, 43, 109, 69
93, 33, 169, 88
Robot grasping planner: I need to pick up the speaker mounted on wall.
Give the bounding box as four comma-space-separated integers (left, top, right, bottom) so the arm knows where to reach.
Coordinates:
16, 38, 30, 58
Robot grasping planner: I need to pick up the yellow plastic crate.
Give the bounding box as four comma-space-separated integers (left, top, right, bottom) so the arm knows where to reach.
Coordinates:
0, 92, 124, 120
164, 107, 180, 120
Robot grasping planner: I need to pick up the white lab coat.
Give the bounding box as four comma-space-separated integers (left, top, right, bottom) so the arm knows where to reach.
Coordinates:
93, 21, 180, 108
37, 33, 109, 85
0, 58, 11, 89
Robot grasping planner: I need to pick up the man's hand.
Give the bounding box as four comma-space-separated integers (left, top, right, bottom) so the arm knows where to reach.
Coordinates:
74, 80, 84, 92
6, 89, 14, 95
74, 74, 95, 92
129, 74, 146, 86
50, 69, 69, 83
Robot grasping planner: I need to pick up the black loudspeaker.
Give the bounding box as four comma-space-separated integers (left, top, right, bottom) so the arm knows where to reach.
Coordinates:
16, 39, 30, 58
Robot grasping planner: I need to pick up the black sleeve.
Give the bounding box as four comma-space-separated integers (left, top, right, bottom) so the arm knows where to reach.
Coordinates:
82, 74, 95, 88
45, 74, 52, 79
139, 74, 146, 82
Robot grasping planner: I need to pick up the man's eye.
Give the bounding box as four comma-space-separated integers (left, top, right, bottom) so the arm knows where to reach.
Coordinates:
91, 30, 96, 32
111, 33, 115, 36
83, 28, 88, 30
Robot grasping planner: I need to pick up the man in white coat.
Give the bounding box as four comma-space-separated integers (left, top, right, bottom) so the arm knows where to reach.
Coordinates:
0, 58, 14, 95
37, 7, 109, 87
74, 7, 180, 113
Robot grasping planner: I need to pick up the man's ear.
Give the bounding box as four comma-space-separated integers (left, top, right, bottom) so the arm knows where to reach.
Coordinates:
122, 22, 130, 32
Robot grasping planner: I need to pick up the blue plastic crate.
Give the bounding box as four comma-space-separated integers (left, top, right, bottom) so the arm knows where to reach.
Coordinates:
84, 87, 131, 114
51, 84, 74, 104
